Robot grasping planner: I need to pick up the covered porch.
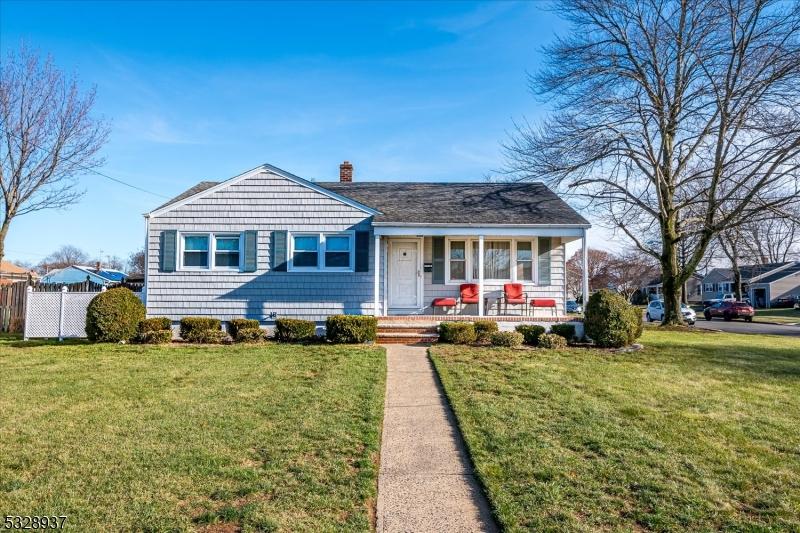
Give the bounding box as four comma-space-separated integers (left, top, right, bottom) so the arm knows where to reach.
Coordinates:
371, 224, 589, 319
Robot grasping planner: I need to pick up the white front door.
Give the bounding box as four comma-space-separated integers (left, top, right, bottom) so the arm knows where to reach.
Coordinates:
389, 241, 420, 308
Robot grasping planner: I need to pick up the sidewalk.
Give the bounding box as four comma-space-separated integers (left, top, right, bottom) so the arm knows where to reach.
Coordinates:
376, 344, 498, 533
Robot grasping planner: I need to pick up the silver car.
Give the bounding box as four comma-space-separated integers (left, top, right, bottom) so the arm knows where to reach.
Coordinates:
646, 300, 696, 324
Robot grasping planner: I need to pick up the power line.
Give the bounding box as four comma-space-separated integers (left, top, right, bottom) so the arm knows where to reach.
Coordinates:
0, 128, 171, 199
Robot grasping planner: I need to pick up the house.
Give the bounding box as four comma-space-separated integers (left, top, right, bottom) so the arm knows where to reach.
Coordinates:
701, 261, 800, 307
643, 273, 703, 304
143, 162, 591, 324
0, 261, 36, 285
40, 263, 128, 286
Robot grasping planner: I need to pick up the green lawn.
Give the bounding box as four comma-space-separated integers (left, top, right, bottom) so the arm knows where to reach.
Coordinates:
754, 307, 800, 324
431, 330, 800, 532
0, 339, 386, 532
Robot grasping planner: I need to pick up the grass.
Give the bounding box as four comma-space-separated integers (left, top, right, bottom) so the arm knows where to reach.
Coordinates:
754, 307, 800, 324
0, 339, 386, 532
430, 330, 800, 532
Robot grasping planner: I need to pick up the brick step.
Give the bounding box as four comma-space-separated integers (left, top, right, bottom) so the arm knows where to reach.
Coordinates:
376, 332, 439, 344
377, 324, 439, 334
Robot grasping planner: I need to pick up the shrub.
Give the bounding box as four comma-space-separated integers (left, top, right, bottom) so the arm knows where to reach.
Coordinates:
138, 317, 171, 334
234, 327, 266, 343
326, 315, 377, 344
275, 318, 317, 343
228, 318, 260, 338
550, 323, 576, 342
515, 324, 546, 346
138, 330, 173, 344
474, 320, 499, 343
490, 331, 523, 348
180, 317, 223, 344
584, 289, 643, 348
438, 322, 477, 344
85, 288, 146, 342
539, 333, 568, 349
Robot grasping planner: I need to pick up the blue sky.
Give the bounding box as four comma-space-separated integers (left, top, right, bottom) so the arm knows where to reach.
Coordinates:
1, 0, 582, 266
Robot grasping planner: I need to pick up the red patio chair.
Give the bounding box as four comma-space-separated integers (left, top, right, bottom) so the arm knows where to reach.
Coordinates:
530, 298, 557, 317
459, 283, 480, 313
431, 297, 457, 316
503, 283, 527, 315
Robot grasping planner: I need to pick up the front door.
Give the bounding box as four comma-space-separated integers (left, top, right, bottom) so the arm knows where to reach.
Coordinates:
389, 240, 420, 308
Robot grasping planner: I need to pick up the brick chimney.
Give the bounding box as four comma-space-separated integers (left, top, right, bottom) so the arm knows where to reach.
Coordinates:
339, 161, 353, 183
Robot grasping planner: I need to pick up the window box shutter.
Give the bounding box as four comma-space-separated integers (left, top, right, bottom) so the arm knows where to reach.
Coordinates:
243, 231, 258, 272
271, 231, 287, 272
160, 230, 177, 272
432, 236, 445, 284
355, 231, 370, 272
538, 237, 552, 285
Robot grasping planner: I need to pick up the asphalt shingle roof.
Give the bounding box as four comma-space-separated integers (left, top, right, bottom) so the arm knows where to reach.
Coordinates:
752, 262, 800, 284
154, 181, 219, 211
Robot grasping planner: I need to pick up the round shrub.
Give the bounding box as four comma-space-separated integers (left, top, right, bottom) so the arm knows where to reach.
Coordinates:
515, 324, 546, 346
584, 289, 643, 348
539, 333, 568, 349
550, 323, 576, 342
139, 317, 171, 333
275, 318, 317, 342
228, 318, 260, 338
326, 315, 377, 344
234, 327, 266, 343
138, 330, 173, 344
85, 288, 145, 342
179, 317, 223, 344
490, 331, 523, 348
438, 322, 477, 344
474, 320, 499, 343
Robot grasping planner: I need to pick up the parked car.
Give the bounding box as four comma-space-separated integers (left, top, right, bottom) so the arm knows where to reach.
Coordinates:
703, 301, 755, 322
566, 300, 582, 313
772, 295, 798, 308
646, 300, 696, 324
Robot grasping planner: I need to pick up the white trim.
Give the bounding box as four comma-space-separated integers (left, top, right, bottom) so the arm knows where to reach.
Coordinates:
373, 234, 381, 317
386, 238, 423, 309
143, 215, 149, 307
478, 236, 484, 316
374, 226, 585, 237
372, 222, 591, 228
287, 231, 355, 272
148, 163, 380, 218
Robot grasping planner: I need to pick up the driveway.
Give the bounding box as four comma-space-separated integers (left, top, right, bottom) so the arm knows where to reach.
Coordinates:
692, 319, 800, 337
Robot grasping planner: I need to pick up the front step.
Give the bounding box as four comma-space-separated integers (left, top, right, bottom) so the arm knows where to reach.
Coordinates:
377, 323, 439, 344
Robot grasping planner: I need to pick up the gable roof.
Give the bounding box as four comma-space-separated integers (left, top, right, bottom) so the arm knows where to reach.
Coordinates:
0, 261, 34, 276
154, 181, 219, 211
751, 262, 800, 284
704, 262, 795, 283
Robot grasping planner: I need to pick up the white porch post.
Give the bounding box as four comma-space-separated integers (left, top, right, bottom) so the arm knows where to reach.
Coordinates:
373, 234, 381, 316
478, 235, 485, 316
581, 228, 589, 304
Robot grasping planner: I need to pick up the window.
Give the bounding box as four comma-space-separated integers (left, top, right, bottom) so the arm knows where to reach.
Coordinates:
292, 235, 319, 268
516, 241, 533, 281
449, 241, 466, 280
325, 234, 351, 268
183, 235, 209, 268
214, 235, 241, 268
472, 241, 511, 280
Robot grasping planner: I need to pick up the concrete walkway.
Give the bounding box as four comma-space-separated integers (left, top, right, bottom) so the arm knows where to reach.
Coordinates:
377, 344, 498, 533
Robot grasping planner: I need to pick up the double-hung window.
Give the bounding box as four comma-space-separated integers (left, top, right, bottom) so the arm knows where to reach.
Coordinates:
292, 235, 320, 268
214, 235, 241, 269
449, 241, 466, 281
181, 233, 243, 270
183, 235, 210, 268
445, 238, 540, 284
324, 234, 351, 268
516, 241, 533, 281
290, 232, 353, 271
472, 240, 511, 280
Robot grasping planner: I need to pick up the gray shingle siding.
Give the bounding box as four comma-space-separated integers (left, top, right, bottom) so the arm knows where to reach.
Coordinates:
146, 171, 376, 322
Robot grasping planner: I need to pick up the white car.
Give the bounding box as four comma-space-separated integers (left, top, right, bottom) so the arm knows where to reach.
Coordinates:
646, 300, 696, 324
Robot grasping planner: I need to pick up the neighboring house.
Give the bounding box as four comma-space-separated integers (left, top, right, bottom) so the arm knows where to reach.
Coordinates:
644, 273, 703, 304
0, 261, 36, 285
40, 264, 128, 286
701, 261, 800, 307
143, 162, 591, 323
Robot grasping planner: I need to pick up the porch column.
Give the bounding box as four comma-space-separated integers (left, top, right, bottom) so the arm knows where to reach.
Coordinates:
373, 234, 381, 316
478, 235, 485, 316
581, 228, 589, 305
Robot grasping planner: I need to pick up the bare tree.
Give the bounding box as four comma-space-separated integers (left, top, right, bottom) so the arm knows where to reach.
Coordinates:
738, 207, 800, 264
95, 255, 124, 271
37, 244, 89, 273
127, 248, 145, 276
609, 250, 659, 302
0, 45, 108, 266
566, 248, 615, 300
506, 0, 800, 324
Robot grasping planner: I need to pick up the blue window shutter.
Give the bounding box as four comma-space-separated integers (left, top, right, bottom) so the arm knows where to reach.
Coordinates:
538, 237, 552, 285
271, 231, 287, 272
432, 237, 445, 284
355, 231, 370, 272
243, 231, 258, 272
160, 230, 177, 272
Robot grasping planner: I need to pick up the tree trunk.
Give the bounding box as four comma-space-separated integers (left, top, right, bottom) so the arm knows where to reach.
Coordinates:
0, 217, 11, 267
660, 241, 685, 325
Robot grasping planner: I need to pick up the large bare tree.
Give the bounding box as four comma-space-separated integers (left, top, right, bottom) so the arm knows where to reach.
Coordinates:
566, 248, 615, 299
0, 45, 108, 266
506, 0, 800, 324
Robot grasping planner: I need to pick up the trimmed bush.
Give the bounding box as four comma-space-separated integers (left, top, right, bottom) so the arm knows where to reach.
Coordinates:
539, 333, 568, 349
550, 323, 576, 342
584, 289, 643, 348
234, 327, 266, 343
138, 330, 173, 344
326, 315, 377, 344
275, 318, 317, 343
515, 324, 546, 346
438, 322, 477, 344
228, 318, 260, 338
490, 331, 523, 348
474, 320, 499, 343
85, 288, 146, 342
138, 317, 171, 334
180, 317, 223, 344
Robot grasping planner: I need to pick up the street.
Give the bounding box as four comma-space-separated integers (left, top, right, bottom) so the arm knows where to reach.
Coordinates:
693, 318, 800, 337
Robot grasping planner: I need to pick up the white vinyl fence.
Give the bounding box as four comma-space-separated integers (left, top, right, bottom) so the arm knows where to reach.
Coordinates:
24, 286, 101, 340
